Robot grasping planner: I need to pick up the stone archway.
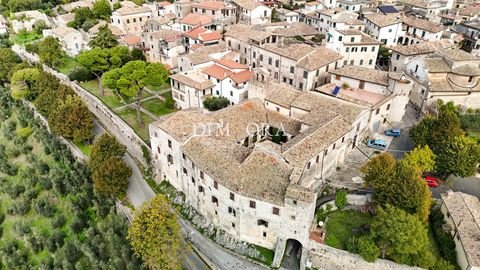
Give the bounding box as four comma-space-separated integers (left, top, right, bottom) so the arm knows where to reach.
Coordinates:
281, 239, 303, 270
397, 36, 403, 44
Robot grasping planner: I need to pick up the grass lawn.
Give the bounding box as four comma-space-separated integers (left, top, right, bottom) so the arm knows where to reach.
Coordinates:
57, 56, 82, 75
324, 210, 374, 250
117, 107, 155, 142
162, 91, 172, 99
141, 98, 175, 116
146, 83, 170, 92
10, 31, 42, 44
80, 80, 123, 109
74, 141, 92, 156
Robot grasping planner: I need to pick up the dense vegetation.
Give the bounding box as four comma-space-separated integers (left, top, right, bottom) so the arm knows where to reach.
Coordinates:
410, 100, 480, 177
203, 96, 230, 111
0, 86, 144, 269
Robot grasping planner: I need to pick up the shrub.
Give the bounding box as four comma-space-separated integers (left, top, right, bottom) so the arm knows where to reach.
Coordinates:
34, 196, 56, 217
335, 190, 348, 210
203, 96, 229, 111
53, 215, 66, 228
68, 67, 95, 82
17, 127, 33, 138
430, 208, 458, 266
357, 236, 380, 262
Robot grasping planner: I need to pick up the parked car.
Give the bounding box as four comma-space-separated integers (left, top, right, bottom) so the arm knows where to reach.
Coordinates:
367, 139, 387, 150
384, 129, 401, 137
424, 175, 438, 188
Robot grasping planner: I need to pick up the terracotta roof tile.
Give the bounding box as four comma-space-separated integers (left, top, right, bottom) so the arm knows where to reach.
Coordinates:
198, 31, 222, 41
180, 13, 213, 26
192, 1, 225, 10
215, 58, 248, 69
122, 35, 141, 45
230, 70, 253, 83
202, 64, 232, 80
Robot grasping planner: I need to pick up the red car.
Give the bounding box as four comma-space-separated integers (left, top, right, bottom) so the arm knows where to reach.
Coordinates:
424, 176, 438, 188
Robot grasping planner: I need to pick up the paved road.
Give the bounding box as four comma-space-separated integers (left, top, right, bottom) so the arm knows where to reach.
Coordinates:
124, 153, 156, 207
431, 175, 480, 199
180, 219, 267, 270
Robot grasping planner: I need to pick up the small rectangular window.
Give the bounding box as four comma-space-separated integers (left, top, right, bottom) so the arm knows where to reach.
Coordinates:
214, 181, 218, 189
290, 66, 295, 73
191, 177, 195, 184
200, 171, 204, 180
303, 71, 308, 79
168, 140, 172, 148
230, 192, 235, 201
272, 207, 280, 215
258, 219, 268, 227
211, 196, 218, 205
250, 200, 256, 208
376, 108, 380, 115
183, 167, 187, 174
199, 186, 204, 193
386, 104, 391, 110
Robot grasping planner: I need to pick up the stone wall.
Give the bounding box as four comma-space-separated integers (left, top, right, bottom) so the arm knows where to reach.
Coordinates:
307, 241, 423, 270
12, 45, 150, 166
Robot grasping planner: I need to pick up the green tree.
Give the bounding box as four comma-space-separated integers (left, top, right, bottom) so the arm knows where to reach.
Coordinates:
0, 34, 12, 48
371, 205, 433, 268
49, 95, 94, 142
92, 156, 131, 197
31, 71, 60, 101
92, 0, 111, 20
362, 153, 431, 222
357, 236, 380, 262
88, 25, 118, 49
127, 195, 182, 270
37, 36, 65, 67
77, 46, 129, 95
335, 190, 347, 210
89, 133, 126, 172
69, 7, 95, 30
432, 259, 455, 270
103, 60, 168, 126
10, 68, 40, 99
435, 136, 480, 177
0, 48, 21, 81
34, 83, 74, 118
401, 145, 435, 173
203, 96, 229, 111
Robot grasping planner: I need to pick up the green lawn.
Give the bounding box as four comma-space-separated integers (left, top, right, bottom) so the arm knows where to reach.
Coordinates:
146, 83, 170, 92
57, 56, 82, 75
10, 31, 42, 44
162, 91, 172, 99
80, 80, 123, 109
141, 98, 175, 116
324, 210, 374, 250
74, 141, 92, 156
117, 107, 154, 142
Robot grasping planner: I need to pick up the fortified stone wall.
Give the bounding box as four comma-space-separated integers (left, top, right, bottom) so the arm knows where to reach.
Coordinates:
12, 45, 150, 166
307, 241, 423, 270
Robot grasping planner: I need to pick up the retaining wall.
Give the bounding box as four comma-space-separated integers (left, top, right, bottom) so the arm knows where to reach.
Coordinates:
12, 45, 150, 166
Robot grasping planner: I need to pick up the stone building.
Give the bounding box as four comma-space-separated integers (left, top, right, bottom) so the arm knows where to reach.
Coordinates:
149, 84, 381, 268
325, 28, 382, 69
363, 13, 403, 45
111, 5, 152, 35
405, 48, 480, 110
440, 191, 480, 270
224, 24, 343, 91
389, 39, 455, 72
322, 66, 413, 133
